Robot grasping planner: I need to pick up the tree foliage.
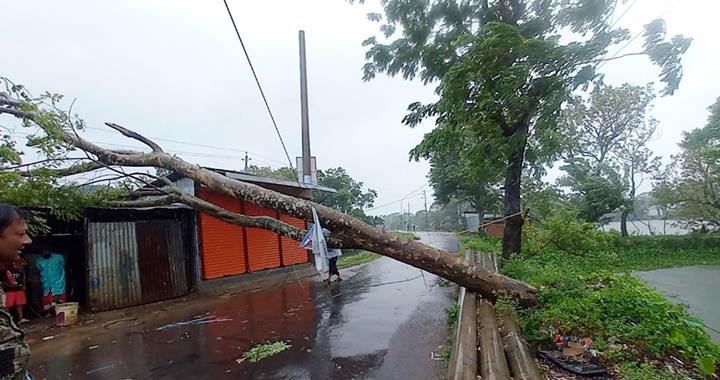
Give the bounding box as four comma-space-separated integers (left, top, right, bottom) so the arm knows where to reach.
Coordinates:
655, 97, 720, 230
245, 164, 297, 181
314, 167, 378, 219
358, 0, 690, 258
0, 81, 126, 233
560, 84, 660, 229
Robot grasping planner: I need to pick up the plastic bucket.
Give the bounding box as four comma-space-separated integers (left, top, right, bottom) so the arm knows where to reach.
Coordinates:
55, 302, 79, 327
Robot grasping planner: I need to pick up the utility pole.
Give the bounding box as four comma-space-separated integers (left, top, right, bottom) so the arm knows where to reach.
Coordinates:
422, 190, 429, 231
244, 152, 249, 171
298, 30, 312, 184
407, 202, 411, 231
399, 199, 404, 231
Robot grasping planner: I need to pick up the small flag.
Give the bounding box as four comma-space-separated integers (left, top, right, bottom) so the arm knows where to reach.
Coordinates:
300, 224, 315, 249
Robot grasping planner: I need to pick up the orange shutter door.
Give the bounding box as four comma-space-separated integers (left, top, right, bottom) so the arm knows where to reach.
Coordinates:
197, 189, 247, 279
279, 214, 309, 265
244, 202, 282, 271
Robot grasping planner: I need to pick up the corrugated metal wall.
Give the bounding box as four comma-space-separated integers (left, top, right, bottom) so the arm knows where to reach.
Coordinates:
86, 218, 191, 312
87, 222, 142, 311
244, 202, 282, 272
136, 221, 188, 305
197, 189, 247, 279
279, 214, 308, 265
195, 189, 311, 280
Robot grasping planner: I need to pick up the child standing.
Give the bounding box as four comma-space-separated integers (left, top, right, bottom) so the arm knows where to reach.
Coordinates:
1, 258, 28, 324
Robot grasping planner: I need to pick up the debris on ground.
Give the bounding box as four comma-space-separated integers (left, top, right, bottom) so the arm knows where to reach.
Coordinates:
540, 334, 607, 377
41, 336, 55, 341
85, 363, 115, 374
156, 314, 232, 331
237, 341, 292, 364
104, 317, 138, 329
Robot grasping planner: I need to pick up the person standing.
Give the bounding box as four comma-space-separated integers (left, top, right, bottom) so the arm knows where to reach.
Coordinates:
0, 204, 33, 380
0, 258, 28, 324
35, 249, 65, 312
326, 247, 343, 283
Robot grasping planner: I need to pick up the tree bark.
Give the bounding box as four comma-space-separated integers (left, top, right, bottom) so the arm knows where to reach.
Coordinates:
620, 210, 629, 237
0, 99, 539, 305
502, 128, 528, 261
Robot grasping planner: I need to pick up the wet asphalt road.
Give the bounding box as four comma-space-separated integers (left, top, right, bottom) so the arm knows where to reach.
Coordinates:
635, 265, 720, 343
30, 232, 457, 380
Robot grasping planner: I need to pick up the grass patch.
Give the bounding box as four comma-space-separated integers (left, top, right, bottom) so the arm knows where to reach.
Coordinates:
337, 251, 380, 269
441, 302, 460, 365
335, 231, 419, 269
393, 231, 419, 240
239, 341, 291, 363
462, 234, 720, 377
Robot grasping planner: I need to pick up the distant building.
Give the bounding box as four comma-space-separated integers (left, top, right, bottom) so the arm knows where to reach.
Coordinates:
462, 212, 505, 238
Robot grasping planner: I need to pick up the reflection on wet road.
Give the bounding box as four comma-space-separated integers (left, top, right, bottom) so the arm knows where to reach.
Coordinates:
30, 232, 457, 380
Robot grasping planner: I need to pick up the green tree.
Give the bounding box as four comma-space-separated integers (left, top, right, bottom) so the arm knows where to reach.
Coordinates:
560, 84, 660, 233
245, 164, 297, 181
0, 83, 126, 232
656, 97, 720, 230
358, 0, 690, 259
412, 117, 502, 227
314, 167, 378, 221
559, 160, 626, 223
521, 177, 566, 222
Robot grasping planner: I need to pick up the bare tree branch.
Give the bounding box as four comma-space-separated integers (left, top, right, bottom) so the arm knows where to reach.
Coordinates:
105, 122, 164, 152
21, 161, 107, 178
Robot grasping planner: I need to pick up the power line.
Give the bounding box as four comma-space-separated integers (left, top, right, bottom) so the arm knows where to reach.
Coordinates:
598, 2, 678, 71
85, 126, 289, 167
221, 0, 297, 178
608, 0, 639, 29
7, 130, 290, 168
365, 183, 428, 212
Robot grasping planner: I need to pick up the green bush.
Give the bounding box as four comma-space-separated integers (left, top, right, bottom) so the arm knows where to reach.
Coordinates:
463, 230, 720, 377
523, 210, 610, 256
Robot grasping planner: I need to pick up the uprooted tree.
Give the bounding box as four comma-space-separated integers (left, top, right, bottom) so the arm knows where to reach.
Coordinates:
0, 82, 538, 305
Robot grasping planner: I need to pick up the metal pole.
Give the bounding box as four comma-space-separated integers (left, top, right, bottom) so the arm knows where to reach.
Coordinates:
299, 30, 312, 184
423, 190, 429, 231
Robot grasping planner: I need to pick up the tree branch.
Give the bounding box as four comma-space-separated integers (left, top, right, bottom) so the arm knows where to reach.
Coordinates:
105, 122, 164, 152
20, 161, 107, 178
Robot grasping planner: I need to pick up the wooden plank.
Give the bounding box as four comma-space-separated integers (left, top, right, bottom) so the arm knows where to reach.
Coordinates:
448, 251, 478, 380
477, 299, 512, 380
500, 311, 543, 380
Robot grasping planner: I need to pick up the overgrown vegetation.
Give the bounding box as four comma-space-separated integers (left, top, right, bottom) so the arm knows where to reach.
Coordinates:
238, 341, 292, 364
463, 227, 720, 377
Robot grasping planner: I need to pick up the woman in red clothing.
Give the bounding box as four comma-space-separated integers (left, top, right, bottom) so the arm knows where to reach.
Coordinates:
1, 257, 28, 324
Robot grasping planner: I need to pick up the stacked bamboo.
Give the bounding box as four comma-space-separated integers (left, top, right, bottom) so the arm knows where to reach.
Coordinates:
448, 251, 542, 380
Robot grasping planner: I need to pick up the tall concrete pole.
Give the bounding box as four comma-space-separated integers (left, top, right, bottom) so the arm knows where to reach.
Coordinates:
423, 190, 429, 231
299, 30, 312, 184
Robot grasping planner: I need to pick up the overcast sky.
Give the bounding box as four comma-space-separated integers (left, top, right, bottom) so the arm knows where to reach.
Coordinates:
2, 0, 719, 216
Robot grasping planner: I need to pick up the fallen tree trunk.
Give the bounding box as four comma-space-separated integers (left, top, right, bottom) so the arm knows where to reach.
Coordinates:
0, 93, 538, 305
